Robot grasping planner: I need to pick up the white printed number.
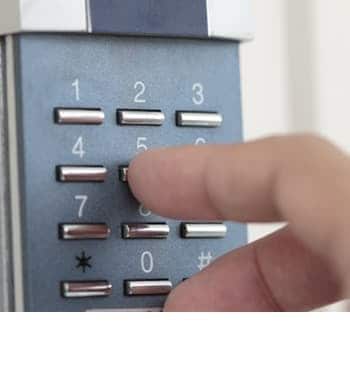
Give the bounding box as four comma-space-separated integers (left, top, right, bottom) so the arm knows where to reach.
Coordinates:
195, 137, 206, 145
141, 251, 154, 274
139, 204, 152, 217
72, 78, 80, 101
137, 137, 148, 152
75, 195, 88, 218
134, 81, 146, 103
72, 136, 85, 159
192, 83, 204, 105
198, 251, 213, 271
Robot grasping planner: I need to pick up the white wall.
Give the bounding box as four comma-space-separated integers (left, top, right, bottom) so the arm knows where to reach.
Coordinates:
240, 0, 290, 242
241, 0, 290, 140
240, 0, 350, 310
241, 0, 350, 241
312, 1, 350, 150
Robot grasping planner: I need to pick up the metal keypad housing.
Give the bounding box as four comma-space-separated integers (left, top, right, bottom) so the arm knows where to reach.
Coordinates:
11, 34, 247, 311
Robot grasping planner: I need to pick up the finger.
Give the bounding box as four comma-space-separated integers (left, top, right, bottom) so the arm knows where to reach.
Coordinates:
164, 228, 345, 312
128, 135, 350, 267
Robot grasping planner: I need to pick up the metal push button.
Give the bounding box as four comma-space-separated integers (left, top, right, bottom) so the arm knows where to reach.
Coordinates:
119, 165, 129, 183
61, 281, 112, 298
176, 111, 223, 127
55, 108, 105, 125
59, 224, 111, 240
122, 223, 170, 239
181, 223, 227, 239
125, 280, 173, 296
57, 166, 107, 182
117, 110, 165, 126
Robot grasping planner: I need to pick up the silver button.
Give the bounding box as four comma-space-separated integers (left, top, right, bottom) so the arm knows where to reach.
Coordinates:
57, 166, 107, 182
59, 224, 111, 240
117, 110, 165, 126
62, 281, 112, 298
125, 280, 173, 296
55, 108, 105, 125
122, 223, 170, 239
119, 165, 129, 183
176, 111, 223, 127
181, 223, 227, 238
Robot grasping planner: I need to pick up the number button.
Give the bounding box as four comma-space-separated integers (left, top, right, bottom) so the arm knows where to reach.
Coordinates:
57, 166, 107, 183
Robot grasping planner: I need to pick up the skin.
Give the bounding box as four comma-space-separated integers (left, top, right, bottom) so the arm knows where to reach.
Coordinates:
128, 134, 350, 311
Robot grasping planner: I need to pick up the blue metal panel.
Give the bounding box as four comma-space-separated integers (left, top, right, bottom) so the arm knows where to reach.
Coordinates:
15, 34, 246, 311
90, 0, 208, 38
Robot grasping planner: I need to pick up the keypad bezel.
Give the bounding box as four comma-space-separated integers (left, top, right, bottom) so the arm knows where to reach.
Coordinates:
14, 34, 247, 311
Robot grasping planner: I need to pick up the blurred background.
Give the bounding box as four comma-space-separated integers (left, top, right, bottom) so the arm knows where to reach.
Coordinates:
241, 0, 350, 309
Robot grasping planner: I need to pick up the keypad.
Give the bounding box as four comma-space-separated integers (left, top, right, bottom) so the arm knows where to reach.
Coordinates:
16, 34, 246, 311
56, 107, 230, 299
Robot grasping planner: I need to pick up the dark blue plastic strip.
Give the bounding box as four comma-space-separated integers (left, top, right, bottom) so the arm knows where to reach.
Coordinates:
90, 0, 208, 38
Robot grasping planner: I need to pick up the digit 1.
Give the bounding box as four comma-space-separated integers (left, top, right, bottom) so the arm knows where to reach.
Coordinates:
72, 78, 80, 102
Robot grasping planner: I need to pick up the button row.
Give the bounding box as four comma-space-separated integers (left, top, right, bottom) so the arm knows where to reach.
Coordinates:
61, 279, 173, 299
56, 165, 124, 183
55, 108, 223, 128
59, 223, 227, 240
59, 162, 240, 185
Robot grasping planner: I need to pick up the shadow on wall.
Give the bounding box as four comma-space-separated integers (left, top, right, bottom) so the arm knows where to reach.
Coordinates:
287, 1, 350, 311
286, 0, 318, 134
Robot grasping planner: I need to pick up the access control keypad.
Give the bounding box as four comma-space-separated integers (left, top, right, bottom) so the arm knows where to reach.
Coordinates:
15, 34, 247, 311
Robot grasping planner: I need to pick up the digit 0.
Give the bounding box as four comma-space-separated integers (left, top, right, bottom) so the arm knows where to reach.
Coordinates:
141, 251, 154, 274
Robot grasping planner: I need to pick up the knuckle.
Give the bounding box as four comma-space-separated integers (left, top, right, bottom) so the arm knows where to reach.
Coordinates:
295, 134, 330, 151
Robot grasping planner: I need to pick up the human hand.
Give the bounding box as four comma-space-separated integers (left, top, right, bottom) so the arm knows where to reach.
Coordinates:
128, 135, 350, 311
